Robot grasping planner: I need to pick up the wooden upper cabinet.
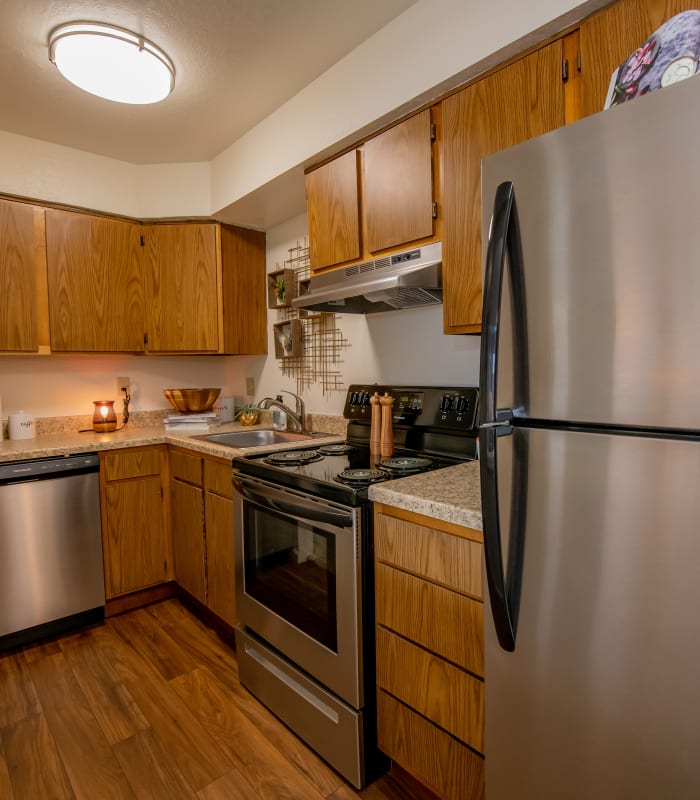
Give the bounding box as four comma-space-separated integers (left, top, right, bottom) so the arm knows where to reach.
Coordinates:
580, 0, 700, 118
363, 108, 435, 254
144, 221, 267, 355
46, 209, 145, 351
0, 199, 47, 352
442, 37, 568, 334
307, 150, 361, 271
144, 222, 220, 353
219, 223, 267, 355
306, 106, 438, 273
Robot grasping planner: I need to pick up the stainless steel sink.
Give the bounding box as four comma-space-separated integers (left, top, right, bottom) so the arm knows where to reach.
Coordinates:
193, 428, 318, 448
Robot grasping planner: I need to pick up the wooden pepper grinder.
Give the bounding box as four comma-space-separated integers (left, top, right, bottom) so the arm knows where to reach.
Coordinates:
379, 392, 394, 457
370, 392, 381, 455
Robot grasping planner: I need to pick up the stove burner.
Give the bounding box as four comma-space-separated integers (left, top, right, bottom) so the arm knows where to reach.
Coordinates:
336, 468, 387, 485
264, 450, 323, 466
318, 443, 356, 455
377, 456, 434, 473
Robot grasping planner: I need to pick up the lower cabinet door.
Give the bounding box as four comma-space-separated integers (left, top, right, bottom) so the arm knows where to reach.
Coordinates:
204, 491, 235, 626
103, 476, 168, 597
170, 478, 206, 603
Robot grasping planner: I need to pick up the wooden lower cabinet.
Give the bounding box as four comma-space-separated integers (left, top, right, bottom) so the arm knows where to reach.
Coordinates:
171, 462, 207, 603
377, 691, 485, 800
100, 446, 171, 598
203, 458, 236, 626
170, 447, 236, 626
374, 504, 485, 800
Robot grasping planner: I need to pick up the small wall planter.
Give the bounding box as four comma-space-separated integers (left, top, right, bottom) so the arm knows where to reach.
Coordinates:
273, 319, 302, 358
267, 268, 297, 308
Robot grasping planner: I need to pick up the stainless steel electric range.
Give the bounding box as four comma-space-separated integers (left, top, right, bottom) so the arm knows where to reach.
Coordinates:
232, 384, 478, 788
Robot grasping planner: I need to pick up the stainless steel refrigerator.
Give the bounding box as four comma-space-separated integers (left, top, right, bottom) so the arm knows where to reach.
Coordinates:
479, 73, 700, 800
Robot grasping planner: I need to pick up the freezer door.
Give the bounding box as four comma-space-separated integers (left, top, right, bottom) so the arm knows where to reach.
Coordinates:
484, 426, 700, 800
481, 74, 700, 431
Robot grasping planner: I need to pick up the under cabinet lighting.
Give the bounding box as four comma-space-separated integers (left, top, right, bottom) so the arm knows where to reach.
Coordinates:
48, 22, 175, 104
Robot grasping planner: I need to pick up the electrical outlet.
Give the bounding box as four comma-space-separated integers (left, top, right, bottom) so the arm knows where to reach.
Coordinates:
116, 376, 130, 395
245, 377, 255, 396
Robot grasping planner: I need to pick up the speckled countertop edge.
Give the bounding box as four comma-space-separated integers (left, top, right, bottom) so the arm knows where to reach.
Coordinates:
0, 414, 347, 463
369, 460, 482, 531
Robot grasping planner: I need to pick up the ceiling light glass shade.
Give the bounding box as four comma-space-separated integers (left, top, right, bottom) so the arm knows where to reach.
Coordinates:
48, 22, 175, 104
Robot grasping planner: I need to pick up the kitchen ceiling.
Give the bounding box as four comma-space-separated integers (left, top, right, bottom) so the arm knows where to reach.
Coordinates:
0, 0, 416, 165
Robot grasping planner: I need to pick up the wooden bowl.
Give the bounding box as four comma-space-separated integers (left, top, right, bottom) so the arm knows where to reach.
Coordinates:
163, 388, 221, 414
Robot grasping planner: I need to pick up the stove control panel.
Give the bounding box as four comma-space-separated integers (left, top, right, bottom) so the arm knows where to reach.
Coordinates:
344, 385, 478, 431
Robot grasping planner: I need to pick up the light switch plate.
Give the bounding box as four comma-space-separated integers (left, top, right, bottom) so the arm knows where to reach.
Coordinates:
245, 377, 255, 396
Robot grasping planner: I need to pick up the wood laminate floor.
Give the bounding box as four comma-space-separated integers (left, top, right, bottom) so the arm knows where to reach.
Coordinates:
0, 599, 430, 800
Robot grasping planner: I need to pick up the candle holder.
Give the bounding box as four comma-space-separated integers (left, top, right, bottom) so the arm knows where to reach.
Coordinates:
93, 400, 118, 432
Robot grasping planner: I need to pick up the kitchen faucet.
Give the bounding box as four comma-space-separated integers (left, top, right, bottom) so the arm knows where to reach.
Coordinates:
257, 390, 308, 433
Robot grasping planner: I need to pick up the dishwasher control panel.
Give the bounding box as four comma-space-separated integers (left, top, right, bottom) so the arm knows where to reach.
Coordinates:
0, 453, 98, 483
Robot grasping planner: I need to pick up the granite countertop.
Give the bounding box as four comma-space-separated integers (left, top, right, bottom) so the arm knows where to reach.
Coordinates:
0, 418, 345, 464
369, 460, 482, 531
0, 413, 482, 531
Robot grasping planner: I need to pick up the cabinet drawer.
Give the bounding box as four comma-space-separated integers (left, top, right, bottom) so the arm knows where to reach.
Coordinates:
103, 447, 161, 481
375, 511, 483, 599
375, 562, 484, 677
170, 449, 202, 485
377, 689, 485, 800
204, 458, 233, 499
376, 627, 484, 753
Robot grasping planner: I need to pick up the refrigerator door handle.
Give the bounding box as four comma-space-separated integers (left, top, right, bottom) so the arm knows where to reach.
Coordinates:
480, 425, 515, 651
479, 180, 529, 425
479, 180, 530, 652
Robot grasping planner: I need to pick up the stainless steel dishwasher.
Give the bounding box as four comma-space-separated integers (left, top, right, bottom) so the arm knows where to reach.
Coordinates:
0, 452, 105, 650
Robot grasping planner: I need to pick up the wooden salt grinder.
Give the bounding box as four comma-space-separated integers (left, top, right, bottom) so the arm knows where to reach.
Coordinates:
370, 392, 381, 455
379, 392, 394, 457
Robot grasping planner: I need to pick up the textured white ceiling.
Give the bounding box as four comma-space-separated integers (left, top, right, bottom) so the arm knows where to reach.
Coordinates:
0, 0, 416, 164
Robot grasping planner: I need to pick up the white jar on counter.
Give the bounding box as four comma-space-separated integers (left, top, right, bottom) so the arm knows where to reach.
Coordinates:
8, 411, 36, 440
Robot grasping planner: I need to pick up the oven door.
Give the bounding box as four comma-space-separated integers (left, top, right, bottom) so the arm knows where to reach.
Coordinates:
233, 472, 364, 708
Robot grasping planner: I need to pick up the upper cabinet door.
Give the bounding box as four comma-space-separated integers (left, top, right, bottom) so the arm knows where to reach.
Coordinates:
46, 209, 145, 352
363, 108, 435, 254
219, 224, 267, 355
580, 0, 700, 118
305, 106, 439, 274
144, 222, 220, 353
306, 150, 361, 271
442, 38, 567, 334
0, 199, 46, 352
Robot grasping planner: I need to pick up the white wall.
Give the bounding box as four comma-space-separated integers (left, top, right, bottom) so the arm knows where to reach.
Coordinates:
226, 214, 482, 417
0, 355, 230, 419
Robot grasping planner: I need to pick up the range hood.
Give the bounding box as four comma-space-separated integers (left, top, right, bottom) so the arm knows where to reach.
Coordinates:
292, 241, 442, 314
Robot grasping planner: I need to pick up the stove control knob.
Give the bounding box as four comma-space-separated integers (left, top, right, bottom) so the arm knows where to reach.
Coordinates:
440, 394, 454, 413
456, 395, 469, 413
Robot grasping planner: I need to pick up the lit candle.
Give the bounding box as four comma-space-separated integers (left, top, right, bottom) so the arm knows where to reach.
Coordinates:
92, 400, 118, 432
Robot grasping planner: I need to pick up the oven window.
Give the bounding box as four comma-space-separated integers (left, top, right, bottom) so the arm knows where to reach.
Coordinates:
243, 504, 338, 652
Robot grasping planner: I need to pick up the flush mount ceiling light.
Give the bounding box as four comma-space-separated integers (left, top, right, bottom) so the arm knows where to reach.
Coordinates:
48, 22, 175, 105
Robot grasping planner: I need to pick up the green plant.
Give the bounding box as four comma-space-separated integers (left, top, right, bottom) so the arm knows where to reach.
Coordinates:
274, 275, 286, 302
235, 403, 258, 419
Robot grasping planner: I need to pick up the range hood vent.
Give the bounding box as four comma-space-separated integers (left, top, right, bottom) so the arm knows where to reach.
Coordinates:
292, 242, 442, 314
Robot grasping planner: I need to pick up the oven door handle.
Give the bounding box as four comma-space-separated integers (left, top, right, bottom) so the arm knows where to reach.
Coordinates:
232, 478, 354, 528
